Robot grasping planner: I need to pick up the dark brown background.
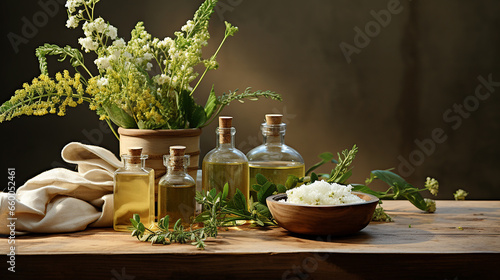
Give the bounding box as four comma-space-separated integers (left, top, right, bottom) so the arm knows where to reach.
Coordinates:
1, 0, 499, 199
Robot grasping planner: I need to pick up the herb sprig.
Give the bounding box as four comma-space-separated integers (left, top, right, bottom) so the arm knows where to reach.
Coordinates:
130, 214, 212, 249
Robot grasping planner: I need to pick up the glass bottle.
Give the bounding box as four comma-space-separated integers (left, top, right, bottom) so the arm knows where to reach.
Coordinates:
246, 114, 305, 194
113, 147, 155, 231
202, 116, 249, 202
158, 146, 196, 227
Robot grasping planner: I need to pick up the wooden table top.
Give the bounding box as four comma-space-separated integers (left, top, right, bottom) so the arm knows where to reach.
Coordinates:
3, 200, 500, 279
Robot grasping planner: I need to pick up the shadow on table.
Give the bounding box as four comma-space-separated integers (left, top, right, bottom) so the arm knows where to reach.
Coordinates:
286, 225, 433, 245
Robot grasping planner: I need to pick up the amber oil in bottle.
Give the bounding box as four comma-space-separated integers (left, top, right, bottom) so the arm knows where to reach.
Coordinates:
202, 116, 250, 202
113, 147, 155, 231
158, 146, 196, 227
247, 114, 305, 197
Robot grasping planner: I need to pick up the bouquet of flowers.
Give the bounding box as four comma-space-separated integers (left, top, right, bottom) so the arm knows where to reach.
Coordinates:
0, 0, 280, 137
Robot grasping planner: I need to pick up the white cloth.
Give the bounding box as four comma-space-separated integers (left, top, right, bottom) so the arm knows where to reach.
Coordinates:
0, 142, 122, 234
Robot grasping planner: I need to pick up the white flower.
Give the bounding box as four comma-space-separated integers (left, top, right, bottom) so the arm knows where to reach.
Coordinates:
94, 57, 111, 70
143, 53, 154, 61
425, 177, 439, 196
145, 62, 153, 71
107, 25, 118, 40
66, 16, 79, 29
65, 0, 84, 14
123, 52, 133, 59
155, 74, 169, 85
181, 20, 194, 33
158, 37, 173, 49
78, 37, 98, 52
82, 21, 92, 37
82, 17, 118, 40
113, 38, 126, 48
96, 77, 109, 87
93, 18, 107, 33
109, 50, 120, 62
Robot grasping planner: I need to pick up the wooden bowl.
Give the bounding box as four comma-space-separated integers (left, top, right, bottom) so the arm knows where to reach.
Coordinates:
267, 192, 379, 236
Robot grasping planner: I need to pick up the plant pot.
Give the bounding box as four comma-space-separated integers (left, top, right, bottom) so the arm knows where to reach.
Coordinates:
118, 128, 202, 207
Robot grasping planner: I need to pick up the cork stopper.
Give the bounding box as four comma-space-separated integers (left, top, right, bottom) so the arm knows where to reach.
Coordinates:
266, 114, 283, 125
264, 114, 284, 136
219, 116, 232, 128
128, 147, 143, 164
169, 146, 186, 171
169, 146, 186, 157
219, 116, 233, 144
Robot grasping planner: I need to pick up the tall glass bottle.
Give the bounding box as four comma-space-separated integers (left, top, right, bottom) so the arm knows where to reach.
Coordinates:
158, 146, 196, 227
202, 116, 249, 202
246, 114, 305, 194
113, 147, 155, 231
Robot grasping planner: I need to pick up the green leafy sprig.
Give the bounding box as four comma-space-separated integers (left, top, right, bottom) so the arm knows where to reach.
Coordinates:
130, 214, 212, 249
352, 170, 430, 212
35, 43, 89, 78
195, 182, 276, 227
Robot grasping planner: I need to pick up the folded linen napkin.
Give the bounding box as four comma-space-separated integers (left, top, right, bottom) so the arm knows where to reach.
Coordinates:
0, 142, 122, 234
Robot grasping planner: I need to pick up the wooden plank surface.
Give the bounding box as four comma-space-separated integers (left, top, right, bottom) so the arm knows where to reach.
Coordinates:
2, 200, 500, 279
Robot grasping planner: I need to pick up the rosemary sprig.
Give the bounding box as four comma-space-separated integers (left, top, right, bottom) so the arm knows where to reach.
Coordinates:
130, 214, 211, 249
327, 144, 358, 183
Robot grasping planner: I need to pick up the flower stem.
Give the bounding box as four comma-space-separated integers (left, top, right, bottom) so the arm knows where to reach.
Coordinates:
105, 117, 119, 140
190, 32, 231, 97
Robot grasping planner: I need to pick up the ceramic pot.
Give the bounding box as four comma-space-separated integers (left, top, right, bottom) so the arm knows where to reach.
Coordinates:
118, 127, 201, 184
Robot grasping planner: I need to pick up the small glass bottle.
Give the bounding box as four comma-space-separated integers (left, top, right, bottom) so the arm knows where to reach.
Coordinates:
246, 114, 305, 192
113, 147, 155, 231
202, 116, 249, 202
158, 146, 196, 227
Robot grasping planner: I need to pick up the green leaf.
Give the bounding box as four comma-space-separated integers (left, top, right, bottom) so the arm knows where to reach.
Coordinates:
229, 189, 247, 211
256, 173, 268, 185
188, 105, 207, 128
254, 219, 264, 226
257, 181, 277, 205
252, 184, 262, 192
403, 191, 428, 211
254, 202, 271, 218
351, 184, 385, 197
222, 183, 229, 200
161, 216, 170, 230
334, 170, 352, 184
310, 172, 318, 183
276, 184, 287, 193
103, 103, 137, 128
285, 175, 299, 190
138, 223, 145, 232
180, 89, 207, 128
204, 85, 218, 120
208, 188, 217, 199
130, 218, 139, 228
371, 170, 410, 191
133, 214, 141, 223
174, 219, 182, 230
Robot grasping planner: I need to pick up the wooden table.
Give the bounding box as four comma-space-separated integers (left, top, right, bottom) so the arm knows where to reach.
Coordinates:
2, 200, 499, 279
